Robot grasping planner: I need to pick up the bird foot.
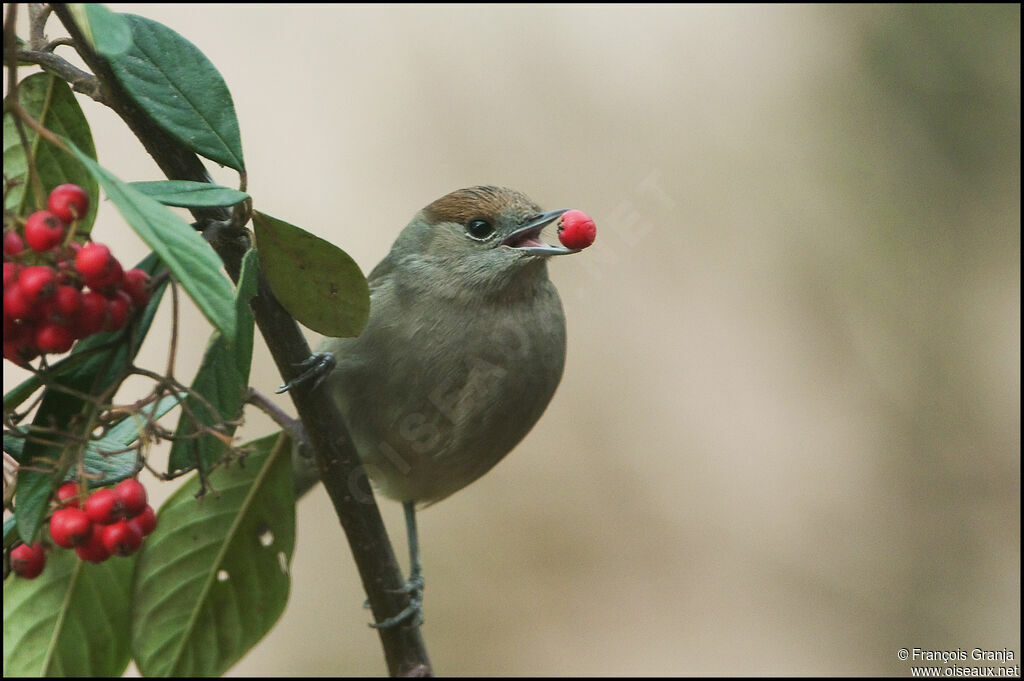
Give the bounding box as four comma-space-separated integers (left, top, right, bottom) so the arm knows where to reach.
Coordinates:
276, 352, 336, 394
368, 570, 425, 629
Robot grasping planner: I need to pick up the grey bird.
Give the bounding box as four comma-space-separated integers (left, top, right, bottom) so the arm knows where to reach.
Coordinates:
316, 186, 583, 626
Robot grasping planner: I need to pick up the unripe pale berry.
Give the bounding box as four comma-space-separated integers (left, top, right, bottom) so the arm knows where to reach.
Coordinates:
557, 210, 597, 250
47, 184, 90, 223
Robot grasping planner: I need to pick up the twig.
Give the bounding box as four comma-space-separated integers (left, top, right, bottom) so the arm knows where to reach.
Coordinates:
4, 4, 46, 207
16, 48, 105, 103
245, 388, 304, 438
27, 3, 51, 47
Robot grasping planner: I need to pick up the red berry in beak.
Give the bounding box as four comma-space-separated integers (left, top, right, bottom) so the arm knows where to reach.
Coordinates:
557, 210, 596, 250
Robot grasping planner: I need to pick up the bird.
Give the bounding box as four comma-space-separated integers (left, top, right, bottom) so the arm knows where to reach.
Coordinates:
314, 186, 583, 627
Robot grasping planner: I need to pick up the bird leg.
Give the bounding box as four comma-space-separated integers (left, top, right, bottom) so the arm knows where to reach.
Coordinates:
371, 500, 425, 628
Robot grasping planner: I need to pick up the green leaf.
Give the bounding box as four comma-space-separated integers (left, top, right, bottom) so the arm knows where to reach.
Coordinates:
3, 548, 134, 677
3, 431, 27, 464
132, 433, 296, 677
167, 249, 258, 475
66, 141, 237, 342
3, 73, 99, 234
253, 211, 370, 337
102, 13, 244, 170
79, 3, 133, 57
12, 253, 167, 543
128, 180, 249, 208
2, 517, 15, 549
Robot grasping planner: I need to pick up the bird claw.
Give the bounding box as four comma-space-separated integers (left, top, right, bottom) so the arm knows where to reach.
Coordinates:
276, 352, 336, 394
369, 597, 424, 629
368, 570, 425, 629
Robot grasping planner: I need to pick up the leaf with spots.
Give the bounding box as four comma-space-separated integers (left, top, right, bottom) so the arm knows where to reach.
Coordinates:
130, 433, 295, 677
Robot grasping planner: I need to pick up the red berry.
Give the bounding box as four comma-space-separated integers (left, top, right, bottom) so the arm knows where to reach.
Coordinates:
3, 230, 24, 256
35, 322, 75, 354
74, 532, 111, 563
127, 505, 158, 537
74, 291, 109, 337
104, 291, 132, 331
47, 184, 90, 223
24, 211, 66, 252
85, 488, 121, 525
3, 313, 22, 339
75, 243, 113, 281
557, 210, 597, 250
46, 285, 82, 321
101, 520, 143, 557
10, 542, 46, 579
3, 261, 19, 287
17, 265, 58, 304
121, 268, 152, 308
57, 482, 82, 508
3, 337, 38, 366
4, 283, 35, 320
49, 507, 94, 548
114, 478, 149, 517
91, 257, 123, 291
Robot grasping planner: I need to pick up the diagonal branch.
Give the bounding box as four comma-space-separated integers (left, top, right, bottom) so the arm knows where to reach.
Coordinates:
47, 4, 431, 676
15, 48, 105, 103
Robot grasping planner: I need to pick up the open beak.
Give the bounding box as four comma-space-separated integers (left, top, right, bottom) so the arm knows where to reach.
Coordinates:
501, 208, 579, 256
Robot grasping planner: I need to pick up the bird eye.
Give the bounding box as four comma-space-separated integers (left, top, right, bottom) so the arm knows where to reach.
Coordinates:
465, 219, 495, 240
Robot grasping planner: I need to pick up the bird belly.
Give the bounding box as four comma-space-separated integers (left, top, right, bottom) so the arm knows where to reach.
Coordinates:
326, 293, 565, 505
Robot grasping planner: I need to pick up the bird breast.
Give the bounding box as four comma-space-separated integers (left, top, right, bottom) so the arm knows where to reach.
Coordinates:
320, 271, 567, 505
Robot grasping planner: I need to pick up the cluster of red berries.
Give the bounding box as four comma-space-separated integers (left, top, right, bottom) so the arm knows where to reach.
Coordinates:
3, 184, 152, 366
9, 478, 158, 579
557, 210, 597, 251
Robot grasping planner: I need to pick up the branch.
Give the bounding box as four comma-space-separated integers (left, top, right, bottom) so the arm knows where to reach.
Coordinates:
16, 48, 105, 103
47, 4, 431, 676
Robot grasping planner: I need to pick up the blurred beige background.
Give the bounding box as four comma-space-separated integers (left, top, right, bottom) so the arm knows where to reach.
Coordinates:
5, 3, 1020, 676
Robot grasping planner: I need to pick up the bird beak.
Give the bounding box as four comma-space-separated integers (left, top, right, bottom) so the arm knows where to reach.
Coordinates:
501, 208, 579, 256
